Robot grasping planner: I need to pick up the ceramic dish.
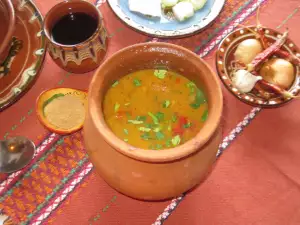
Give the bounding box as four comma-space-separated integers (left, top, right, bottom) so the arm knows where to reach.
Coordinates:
0, 0, 46, 111
36, 88, 88, 134
107, 0, 225, 38
216, 26, 300, 108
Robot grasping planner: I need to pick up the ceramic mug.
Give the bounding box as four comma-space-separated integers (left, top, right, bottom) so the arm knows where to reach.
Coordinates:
0, 0, 16, 64
43, 0, 107, 74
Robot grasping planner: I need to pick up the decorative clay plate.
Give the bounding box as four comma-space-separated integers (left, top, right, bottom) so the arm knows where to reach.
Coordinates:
216, 26, 300, 108
107, 0, 225, 38
36, 88, 88, 134
0, 0, 46, 111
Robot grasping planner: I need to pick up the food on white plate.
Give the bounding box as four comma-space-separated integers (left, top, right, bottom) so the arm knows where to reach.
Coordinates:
234, 39, 263, 65
188, 0, 208, 11
128, 0, 162, 18
260, 58, 295, 89
172, 1, 194, 22
128, 0, 208, 22
231, 69, 262, 93
161, 0, 178, 9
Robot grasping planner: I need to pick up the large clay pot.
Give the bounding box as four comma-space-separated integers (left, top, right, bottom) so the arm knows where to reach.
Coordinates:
84, 42, 223, 201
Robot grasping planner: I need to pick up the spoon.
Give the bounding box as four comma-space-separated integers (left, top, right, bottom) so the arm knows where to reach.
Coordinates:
0, 136, 35, 173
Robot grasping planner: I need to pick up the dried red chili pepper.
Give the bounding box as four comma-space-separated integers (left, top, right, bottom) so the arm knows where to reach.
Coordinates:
247, 31, 289, 72
257, 79, 295, 99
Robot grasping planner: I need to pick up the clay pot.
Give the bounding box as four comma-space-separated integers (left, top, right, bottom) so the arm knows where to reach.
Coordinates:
43, 0, 107, 74
84, 42, 223, 201
0, 0, 16, 64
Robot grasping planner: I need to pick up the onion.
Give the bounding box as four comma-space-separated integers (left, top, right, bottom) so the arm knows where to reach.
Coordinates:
259, 58, 295, 89
172, 1, 194, 21
231, 69, 262, 93
234, 39, 263, 65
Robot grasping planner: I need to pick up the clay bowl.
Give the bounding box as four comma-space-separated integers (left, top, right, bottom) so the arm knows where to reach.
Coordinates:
216, 26, 300, 108
83, 42, 223, 201
0, 0, 16, 64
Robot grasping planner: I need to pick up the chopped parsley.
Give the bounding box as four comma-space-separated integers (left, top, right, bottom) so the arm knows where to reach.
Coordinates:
154, 70, 167, 79
112, 80, 119, 87
201, 109, 208, 122
155, 112, 164, 122
133, 78, 141, 86
136, 115, 147, 121
172, 114, 177, 123
155, 144, 163, 150
139, 127, 151, 132
171, 135, 181, 146
128, 120, 144, 124
165, 139, 171, 148
186, 82, 196, 94
123, 129, 129, 135
162, 100, 171, 108
155, 131, 165, 140
141, 133, 151, 140
184, 121, 192, 128
153, 127, 161, 133
148, 112, 159, 124
190, 88, 206, 109
114, 102, 120, 112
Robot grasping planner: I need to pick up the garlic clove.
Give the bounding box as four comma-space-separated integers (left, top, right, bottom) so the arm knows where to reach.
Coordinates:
232, 69, 262, 93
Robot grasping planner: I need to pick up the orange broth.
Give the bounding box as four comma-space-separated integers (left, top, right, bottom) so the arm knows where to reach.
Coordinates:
103, 69, 208, 150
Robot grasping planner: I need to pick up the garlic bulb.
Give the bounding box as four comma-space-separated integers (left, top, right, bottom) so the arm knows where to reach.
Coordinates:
232, 69, 262, 93
234, 39, 263, 65
260, 58, 295, 89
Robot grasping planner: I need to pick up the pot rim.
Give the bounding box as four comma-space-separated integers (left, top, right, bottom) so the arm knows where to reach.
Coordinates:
88, 42, 223, 163
0, 0, 16, 58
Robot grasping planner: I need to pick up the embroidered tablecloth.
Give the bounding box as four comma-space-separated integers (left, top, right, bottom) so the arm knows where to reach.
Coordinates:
1, 0, 300, 224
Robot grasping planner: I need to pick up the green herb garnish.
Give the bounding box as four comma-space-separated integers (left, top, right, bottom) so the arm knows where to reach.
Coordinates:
141, 133, 151, 140
133, 78, 141, 86
162, 100, 171, 108
136, 116, 147, 121
190, 88, 206, 109
172, 114, 177, 123
114, 102, 120, 112
128, 120, 144, 124
186, 82, 196, 94
154, 70, 167, 79
123, 129, 129, 135
155, 112, 164, 122
139, 127, 151, 132
184, 122, 192, 128
112, 80, 119, 87
155, 131, 165, 140
124, 138, 128, 142
42, 93, 65, 115
201, 109, 208, 122
145, 123, 155, 128
153, 127, 161, 132
171, 135, 181, 146
165, 139, 171, 148
148, 112, 159, 124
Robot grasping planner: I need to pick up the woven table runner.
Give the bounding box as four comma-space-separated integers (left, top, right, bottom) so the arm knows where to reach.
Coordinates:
1, 0, 300, 224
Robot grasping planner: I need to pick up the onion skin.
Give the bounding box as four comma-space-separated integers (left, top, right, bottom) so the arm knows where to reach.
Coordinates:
259, 58, 295, 90
234, 39, 263, 65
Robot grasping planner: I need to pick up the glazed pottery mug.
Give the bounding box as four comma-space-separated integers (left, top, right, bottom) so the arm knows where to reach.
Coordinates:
0, 0, 16, 64
84, 42, 223, 201
43, 0, 107, 74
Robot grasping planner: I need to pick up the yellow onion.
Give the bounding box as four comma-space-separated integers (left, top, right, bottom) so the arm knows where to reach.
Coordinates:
234, 39, 263, 65
259, 58, 295, 90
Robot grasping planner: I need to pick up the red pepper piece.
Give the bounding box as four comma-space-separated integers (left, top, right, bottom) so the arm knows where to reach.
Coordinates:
172, 116, 187, 136
248, 31, 288, 72
115, 111, 131, 119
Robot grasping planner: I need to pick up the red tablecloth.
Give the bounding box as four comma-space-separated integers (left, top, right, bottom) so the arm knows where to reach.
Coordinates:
1, 0, 300, 224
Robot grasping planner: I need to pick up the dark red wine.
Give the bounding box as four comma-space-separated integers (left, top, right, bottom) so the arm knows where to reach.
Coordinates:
51, 12, 98, 45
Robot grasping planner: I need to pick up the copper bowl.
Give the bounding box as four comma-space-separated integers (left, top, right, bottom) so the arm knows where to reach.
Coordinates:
0, 0, 16, 64
84, 42, 223, 201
